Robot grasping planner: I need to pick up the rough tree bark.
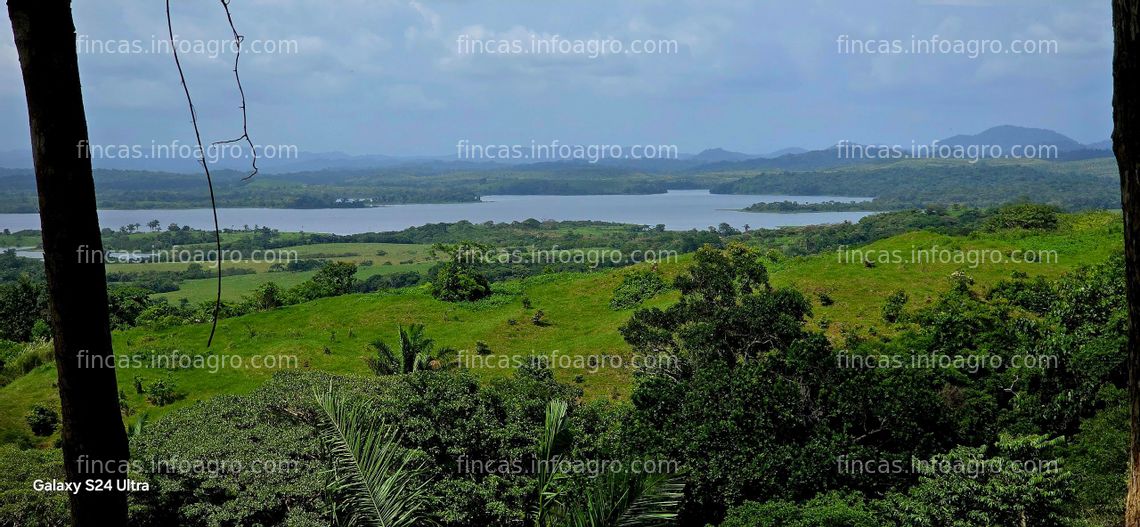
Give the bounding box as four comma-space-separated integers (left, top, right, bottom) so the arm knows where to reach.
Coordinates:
7, 1, 130, 525
1117, 1, 1140, 526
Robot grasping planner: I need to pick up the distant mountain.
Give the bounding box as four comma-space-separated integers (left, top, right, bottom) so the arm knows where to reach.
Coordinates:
684, 145, 879, 173
681, 125, 1112, 173
761, 147, 807, 158
938, 125, 1085, 153
689, 148, 756, 163
0, 126, 1111, 173
262, 151, 454, 173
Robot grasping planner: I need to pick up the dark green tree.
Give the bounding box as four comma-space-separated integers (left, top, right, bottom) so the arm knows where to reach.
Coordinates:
430, 242, 492, 302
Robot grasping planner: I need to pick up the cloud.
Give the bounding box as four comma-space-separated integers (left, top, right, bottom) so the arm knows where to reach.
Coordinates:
0, 0, 1113, 155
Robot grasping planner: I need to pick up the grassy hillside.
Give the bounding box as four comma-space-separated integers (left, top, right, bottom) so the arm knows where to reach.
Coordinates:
146, 242, 436, 303
776, 211, 1122, 334
0, 211, 1122, 447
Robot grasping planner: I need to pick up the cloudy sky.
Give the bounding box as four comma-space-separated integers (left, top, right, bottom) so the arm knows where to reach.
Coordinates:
0, 0, 1112, 157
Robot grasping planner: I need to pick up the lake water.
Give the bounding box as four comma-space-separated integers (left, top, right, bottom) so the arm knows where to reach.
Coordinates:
0, 190, 874, 235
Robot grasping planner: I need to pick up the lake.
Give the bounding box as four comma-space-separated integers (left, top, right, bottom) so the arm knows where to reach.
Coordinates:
0, 190, 874, 235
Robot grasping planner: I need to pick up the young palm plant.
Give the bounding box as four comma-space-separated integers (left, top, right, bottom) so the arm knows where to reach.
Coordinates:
534, 400, 685, 527
313, 386, 432, 527
366, 324, 438, 375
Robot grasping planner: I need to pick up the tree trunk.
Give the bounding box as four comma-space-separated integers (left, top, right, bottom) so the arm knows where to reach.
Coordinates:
1117, 1, 1140, 526
6, 1, 130, 525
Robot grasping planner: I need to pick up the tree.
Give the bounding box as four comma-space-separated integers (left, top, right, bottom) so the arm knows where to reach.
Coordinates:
312, 260, 358, 296
1115, 1, 1140, 524
620, 243, 797, 367
882, 435, 1074, 527
430, 242, 492, 302
6, 1, 130, 524
249, 281, 284, 310
0, 275, 47, 341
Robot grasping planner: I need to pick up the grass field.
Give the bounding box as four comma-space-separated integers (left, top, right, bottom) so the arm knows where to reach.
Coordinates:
774, 211, 1122, 335
105, 242, 438, 303
0, 212, 1123, 447
153, 261, 436, 303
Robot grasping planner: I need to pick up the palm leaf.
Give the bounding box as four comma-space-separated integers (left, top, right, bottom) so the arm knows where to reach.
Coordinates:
365, 341, 400, 375
398, 324, 434, 373
535, 400, 571, 526
313, 385, 432, 527
613, 472, 684, 527
561, 471, 685, 527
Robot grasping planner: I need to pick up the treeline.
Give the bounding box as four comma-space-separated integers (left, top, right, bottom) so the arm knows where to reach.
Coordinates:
105, 264, 257, 293
0, 165, 688, 212
744, 200, 894, 212
89, 220, 726, 257
714, 163, 1119, 210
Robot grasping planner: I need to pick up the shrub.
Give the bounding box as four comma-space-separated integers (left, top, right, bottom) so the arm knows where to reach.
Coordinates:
881, 289, 908, 323
983, 203, 1061, 231
609, 270, 668, 310
145, 379, 179, 406
0, 340, 54, 388
249, 281, 284, 311
25, 404, 58, 436
721, 493, 884, 527
354, 271, 424, 293
0, 445, 68, 526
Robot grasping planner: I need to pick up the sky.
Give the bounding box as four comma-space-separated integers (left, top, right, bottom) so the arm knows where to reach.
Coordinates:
0, 0, 1113, 158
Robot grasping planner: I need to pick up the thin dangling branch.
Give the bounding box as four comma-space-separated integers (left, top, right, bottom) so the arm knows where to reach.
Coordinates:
166, 0, 261, 346
166, 0, 221, 346
212, 0, 259, 181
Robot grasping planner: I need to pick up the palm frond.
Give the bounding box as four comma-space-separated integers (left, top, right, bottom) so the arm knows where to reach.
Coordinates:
397, 324, 434, 373
562, 471, 685, 527
313, 385, 432, 527
365, 341, 400, 375
614, 472, 685, 527
535, 400, 571, 526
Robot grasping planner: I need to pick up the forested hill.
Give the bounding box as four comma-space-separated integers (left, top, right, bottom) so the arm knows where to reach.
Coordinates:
0, 156, 1120, 212
712, 159, 1120, 211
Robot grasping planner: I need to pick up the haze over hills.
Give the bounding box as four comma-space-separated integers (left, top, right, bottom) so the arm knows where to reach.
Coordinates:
0, 125, 1112, 176
939, 125, 1087, 152
688, 148, 756, 163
